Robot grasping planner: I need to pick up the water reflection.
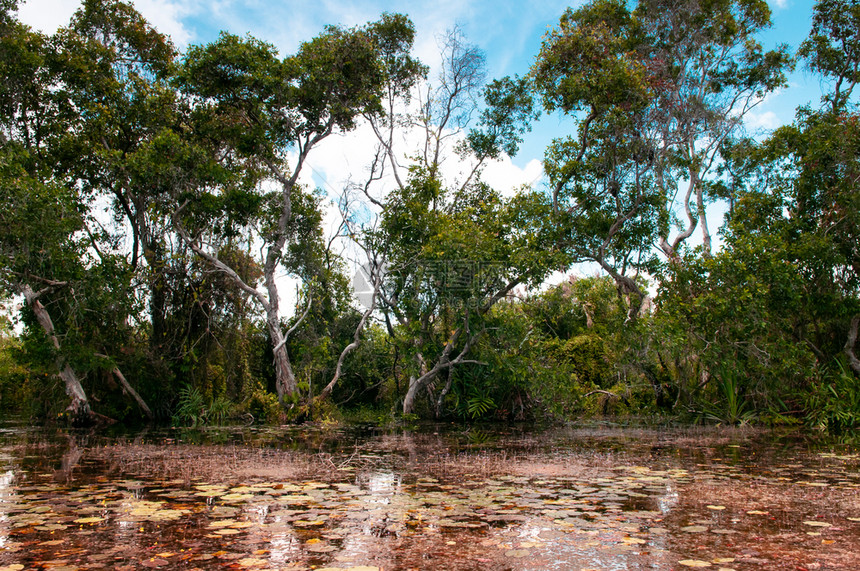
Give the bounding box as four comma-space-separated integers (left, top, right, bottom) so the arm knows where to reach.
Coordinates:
0, 424, 856, 569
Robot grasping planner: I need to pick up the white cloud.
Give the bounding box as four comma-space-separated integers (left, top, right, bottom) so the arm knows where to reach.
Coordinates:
17, 0, 193, 46
17, 0, 79, 33
745, 110, 780, 130
132, 0, 195, 46
481, 156, 544, 197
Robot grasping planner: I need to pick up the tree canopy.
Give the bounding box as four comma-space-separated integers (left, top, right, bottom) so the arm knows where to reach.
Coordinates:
0, 0, 857, 430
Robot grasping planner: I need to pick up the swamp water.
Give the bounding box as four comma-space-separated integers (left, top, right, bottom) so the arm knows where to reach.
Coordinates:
0, 423, 858, 570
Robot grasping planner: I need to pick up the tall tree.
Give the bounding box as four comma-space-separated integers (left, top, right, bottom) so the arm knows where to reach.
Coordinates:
171, 15, 419, 403
52, 0, 180, 353
348, 29, 555, 415
0, 2, 145, 420
532, 0, 791, 318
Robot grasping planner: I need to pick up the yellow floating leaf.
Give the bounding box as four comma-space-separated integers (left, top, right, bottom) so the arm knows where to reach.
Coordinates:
847, 517, 860, 522
712, 558, 735, 563
802, 521, 832, 527
706, 505, 726, 511
221, 493, 254, 502
0, 565, 25, 571
746, 510, 769, 515
678, 560, 712, 568
74, 516, 105, 524
237, 558, 267, 568
622, 537, 647, 544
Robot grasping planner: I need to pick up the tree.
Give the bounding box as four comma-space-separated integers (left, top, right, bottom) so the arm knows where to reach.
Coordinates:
0, 6, 102, 420
532, 0, 791, 319
344, 29, 561, 416
651, 0, 860, 417
170, 15, 419, 404
51, 0, 183, 356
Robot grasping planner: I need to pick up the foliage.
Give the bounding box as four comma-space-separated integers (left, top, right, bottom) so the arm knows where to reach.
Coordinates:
173, 384, 207, 427
0, 0, 858, 431
242, 388, 281, 425
805, 361, 860, 434
696, 368, 757, 426
532, 0, 792, 322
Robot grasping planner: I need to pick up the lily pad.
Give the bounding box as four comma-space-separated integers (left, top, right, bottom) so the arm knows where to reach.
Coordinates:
802, 521, 832, 527
680, 525, 708, 533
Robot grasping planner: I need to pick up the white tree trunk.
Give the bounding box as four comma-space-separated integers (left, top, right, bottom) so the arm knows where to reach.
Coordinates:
21, 285, 90, 418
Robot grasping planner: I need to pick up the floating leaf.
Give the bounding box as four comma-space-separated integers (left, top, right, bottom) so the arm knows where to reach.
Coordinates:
706, 505, 726, 510
293, 519, 326, 527
802, 521, 832, 527
74, 516, 105, 524
220, 493, 254, 502
237, 558, 268, 567
678, 560, 712, 567
306, 544, 337, 553
504, 549, 530, 558
680, 525, 708, 533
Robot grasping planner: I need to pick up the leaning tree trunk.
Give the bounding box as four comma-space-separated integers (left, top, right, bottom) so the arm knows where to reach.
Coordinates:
21, 285, 91, 419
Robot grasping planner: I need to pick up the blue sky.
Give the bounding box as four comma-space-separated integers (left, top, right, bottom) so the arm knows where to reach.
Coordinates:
12, 0, 830, 304
19, 0, 825, 170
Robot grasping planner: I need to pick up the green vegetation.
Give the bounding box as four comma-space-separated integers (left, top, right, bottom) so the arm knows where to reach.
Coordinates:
0, 0, 857, 432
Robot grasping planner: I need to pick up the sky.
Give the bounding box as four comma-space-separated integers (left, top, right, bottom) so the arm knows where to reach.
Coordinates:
17, 0, 825, 168
12, 0, 830, 307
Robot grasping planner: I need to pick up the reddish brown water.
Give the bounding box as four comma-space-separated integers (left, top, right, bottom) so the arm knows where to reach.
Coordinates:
0, 424, 858, 570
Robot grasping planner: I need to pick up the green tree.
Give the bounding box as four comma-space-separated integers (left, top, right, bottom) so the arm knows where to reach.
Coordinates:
337, 28, 562, 417
171, 15, 419, 404
655, 0, 860, 419
532, 0, 791, 320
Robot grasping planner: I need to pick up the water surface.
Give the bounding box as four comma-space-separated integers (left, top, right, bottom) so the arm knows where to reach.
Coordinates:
0, 423, 857, 570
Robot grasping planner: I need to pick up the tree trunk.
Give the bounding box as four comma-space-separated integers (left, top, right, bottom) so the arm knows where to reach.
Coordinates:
21, 285, 91, 418
268, 315, 298, 403
846, 315, 860, 376
435, 366, 453, 419
402, 352, 429, 415
95, 355, 153, 420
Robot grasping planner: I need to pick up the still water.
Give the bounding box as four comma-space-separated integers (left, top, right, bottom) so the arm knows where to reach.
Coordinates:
0, 422, 858, 570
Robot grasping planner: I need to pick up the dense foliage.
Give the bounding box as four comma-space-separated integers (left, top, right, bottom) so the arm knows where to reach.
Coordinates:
0, 0, 857, 431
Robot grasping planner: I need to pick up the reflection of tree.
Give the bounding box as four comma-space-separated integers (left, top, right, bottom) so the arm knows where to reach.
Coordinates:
52, 432, 88, 484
